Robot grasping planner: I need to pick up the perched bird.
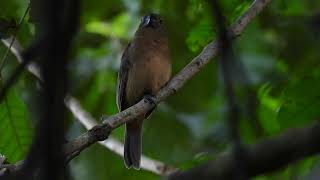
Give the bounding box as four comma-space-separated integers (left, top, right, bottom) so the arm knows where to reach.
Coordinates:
116, 13, 171, 169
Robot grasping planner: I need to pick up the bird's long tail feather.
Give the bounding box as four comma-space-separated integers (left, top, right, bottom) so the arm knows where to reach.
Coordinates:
124, 122, 142, 169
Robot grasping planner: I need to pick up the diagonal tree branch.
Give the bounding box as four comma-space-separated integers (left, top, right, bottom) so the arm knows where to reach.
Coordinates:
65, 96, 177, 175
63, 0, 273, 163
1, 0, 272, 176
1, 37, 177, 176
0, 3, 30, 72
1, 37, 41, 79
4, 1, 320, 179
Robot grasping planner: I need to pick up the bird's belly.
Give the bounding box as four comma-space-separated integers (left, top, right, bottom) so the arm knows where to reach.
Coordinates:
126, 57, 171, 105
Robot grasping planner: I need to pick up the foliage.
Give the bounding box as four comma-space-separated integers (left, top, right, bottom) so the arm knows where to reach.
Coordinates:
0, 86, 32, 163
1, 0, 320, 179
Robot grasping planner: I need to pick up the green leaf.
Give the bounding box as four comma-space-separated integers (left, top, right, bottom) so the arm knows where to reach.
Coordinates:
0, 89, 33, 163
82, 70, 117, 116
0, 0, 27, 19
85, 13, 138, 39
277, 76, 320, 130
258, 84, 281, 135
186, 17, 215, 52
178, 152, 213, 170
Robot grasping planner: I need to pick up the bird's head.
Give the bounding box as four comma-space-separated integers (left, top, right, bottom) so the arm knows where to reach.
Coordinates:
140, 13, 163, 29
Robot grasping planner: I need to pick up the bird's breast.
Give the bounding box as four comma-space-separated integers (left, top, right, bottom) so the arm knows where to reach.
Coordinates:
125, 49, 171, 105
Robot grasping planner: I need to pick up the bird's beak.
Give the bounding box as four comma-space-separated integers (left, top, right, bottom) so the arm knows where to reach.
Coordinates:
142, 15, 151, 27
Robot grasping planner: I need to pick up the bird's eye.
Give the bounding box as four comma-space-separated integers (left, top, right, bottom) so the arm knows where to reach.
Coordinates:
141, 15, 151, 27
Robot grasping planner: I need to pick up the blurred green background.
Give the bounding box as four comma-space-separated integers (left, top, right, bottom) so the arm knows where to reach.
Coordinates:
1, 0, 320, 179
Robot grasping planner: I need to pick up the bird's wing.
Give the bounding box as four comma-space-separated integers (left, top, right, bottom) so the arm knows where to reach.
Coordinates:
117, 43, 131, 111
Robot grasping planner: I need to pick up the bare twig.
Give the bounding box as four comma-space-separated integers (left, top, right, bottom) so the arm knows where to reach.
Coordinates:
0, 38, 41, 102
1, 37, 41, 79
0, 3, 30, 72
0, 4, 32, 103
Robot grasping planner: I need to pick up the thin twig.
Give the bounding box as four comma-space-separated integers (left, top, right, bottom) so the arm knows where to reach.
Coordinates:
0, 3, 30, 72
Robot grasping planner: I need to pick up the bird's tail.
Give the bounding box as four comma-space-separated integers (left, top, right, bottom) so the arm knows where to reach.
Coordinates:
124, 121, 142, 169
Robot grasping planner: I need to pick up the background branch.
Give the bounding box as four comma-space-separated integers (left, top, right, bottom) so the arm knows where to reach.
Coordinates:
209, 0, 247, 179
169, 121, 320, 180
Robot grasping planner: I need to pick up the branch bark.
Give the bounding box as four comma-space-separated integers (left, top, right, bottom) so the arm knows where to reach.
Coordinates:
1, 37, 177, 176
169, 122, 320, 180
64, 0, 272, 165
65, 96, 177, 175
1, 0, 272, 177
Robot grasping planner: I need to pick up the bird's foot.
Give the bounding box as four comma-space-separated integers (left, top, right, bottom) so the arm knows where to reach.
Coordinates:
143, 94, 156, 106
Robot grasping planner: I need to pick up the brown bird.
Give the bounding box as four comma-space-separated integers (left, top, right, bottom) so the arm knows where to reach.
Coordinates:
116, 13, 171, 169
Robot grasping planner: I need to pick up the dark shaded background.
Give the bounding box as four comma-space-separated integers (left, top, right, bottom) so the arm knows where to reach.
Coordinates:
0, 0, 320, 179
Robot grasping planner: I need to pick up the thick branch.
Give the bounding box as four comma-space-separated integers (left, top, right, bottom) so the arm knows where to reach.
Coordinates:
169, 122, 320, 180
